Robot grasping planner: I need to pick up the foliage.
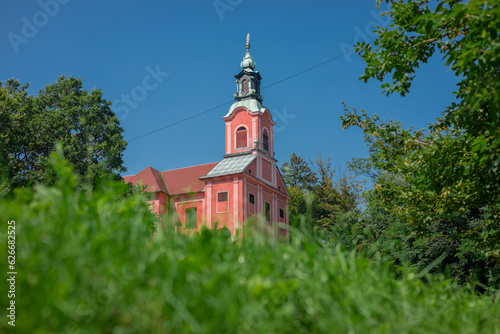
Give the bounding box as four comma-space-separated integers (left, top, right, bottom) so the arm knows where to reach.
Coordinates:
0, 76, 127, 192
1, 154, 500, 333
282, 152, 364, 230
286, 184, 309, 221
329, 172, 500, 292
281, 152, 318, 191
342, 0, 500, 256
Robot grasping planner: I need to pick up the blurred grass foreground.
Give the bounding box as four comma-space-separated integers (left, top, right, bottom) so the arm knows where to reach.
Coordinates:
1, 152, 499, 333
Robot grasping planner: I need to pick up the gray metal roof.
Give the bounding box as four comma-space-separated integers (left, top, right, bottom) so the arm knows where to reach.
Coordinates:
225, 99, 266, 118
201, 153, 256, 179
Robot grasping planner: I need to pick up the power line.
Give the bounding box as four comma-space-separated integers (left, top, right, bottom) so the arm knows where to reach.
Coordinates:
261, 50, 354, 90
127, 100, 234, 142
128, 49, 355, 142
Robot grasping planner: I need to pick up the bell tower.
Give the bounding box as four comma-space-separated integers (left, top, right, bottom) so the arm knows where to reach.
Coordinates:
223, 34, 275, 158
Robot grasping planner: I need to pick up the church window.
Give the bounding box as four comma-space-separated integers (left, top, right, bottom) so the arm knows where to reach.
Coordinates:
249, 193, 255, 204
185, 207, 197, 228
218, 192, 228, 202
236, 127, 247, 148
217, 191, 229, 213
242, 79, 248, 94
279, 208, 284, 219
262, 129, 269, 151
265, 201, 270, 222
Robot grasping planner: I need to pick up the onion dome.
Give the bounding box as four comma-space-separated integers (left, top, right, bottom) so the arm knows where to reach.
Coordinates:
240, 33, 256, 70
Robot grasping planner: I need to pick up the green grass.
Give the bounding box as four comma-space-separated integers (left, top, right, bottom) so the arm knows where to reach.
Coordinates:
1, 154, 499, 333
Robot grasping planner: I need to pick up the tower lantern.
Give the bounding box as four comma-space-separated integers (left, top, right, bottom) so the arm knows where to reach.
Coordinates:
234, 34, 263, 103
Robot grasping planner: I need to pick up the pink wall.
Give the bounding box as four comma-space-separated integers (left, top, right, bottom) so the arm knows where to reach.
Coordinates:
170, 192, 205, 231
225, 107, 255, 155
147, 192, 168, 217
276, 169, 287, 194
207, 177, 236, 233
225, 107, 276, 155
240, 174, 289, 239
258, 109, 275, 154
246, 181, 258, 217
246, 159, 257, 176
261, 158, 273, 183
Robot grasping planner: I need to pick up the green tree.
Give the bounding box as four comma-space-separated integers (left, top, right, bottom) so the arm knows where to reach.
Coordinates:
282, 152, 363, 229
281, 152, 318, 191
312, 152, 337, 227
342, 137, 500, 291
341, 0, 500, 256
281, 152, 318, 221
0, 76, 127, 191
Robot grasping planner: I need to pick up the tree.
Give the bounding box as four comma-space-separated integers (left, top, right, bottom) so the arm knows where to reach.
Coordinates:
281, 152, 318, 191
282, 152, 317, 222
282, 152, 363, 229
0, 76, 127, 191
343, 135, 500, 291
341, 0, 500, 256
312, 153, 362, 229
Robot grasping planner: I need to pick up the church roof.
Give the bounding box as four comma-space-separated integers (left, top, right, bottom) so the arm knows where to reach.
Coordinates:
162, 162, 218, 194
123, 162, 218, 195
201, 153, 256, 179
225, 99, 266, 118
122, 166, 168, 194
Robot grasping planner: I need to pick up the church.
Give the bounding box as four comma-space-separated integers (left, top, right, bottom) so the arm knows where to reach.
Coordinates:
123, 36, 289, 239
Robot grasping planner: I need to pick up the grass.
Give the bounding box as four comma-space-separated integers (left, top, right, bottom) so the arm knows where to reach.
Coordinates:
1, 154, 499, 333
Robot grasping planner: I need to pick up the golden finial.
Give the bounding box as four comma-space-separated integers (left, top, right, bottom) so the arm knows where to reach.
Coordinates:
245, 33, 250, 50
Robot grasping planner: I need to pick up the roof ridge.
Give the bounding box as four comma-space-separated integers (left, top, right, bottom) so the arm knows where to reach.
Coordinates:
162, 161, 218, 172
159, 171, 170, 195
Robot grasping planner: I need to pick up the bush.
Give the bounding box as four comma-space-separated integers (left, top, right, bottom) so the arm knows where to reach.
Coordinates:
1, 154, 499, 333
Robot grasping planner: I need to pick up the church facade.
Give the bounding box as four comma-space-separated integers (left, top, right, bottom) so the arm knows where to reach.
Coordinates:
123, 38, 289, 238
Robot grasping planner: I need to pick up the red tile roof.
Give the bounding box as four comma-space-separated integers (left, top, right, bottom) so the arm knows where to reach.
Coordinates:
122, 175, 135, 183
122, 162, 218, 195
122, 166, 168, 194
162, 162, 218, 195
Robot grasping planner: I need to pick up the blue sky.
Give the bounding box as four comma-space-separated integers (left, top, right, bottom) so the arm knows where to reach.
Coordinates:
1, 0, 459, 176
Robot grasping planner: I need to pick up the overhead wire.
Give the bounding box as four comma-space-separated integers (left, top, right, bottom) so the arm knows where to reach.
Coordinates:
127, 49, 355, 142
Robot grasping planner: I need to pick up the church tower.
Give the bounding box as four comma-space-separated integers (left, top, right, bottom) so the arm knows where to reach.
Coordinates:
200, 34, 289, 237
223, 34, 275, 160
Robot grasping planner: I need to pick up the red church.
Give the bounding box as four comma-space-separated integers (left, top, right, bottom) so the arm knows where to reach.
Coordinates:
123, 36, 289, 239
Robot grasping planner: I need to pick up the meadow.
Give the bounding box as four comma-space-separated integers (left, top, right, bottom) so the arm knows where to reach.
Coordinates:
1, 154, 499, 333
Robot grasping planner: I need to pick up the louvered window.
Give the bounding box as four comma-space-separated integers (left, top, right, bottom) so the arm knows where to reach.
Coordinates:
242, 79, 248, 94
236, 127, 247, 148
262, 129, 269, 152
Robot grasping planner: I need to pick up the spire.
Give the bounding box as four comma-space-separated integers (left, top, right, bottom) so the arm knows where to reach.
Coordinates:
234, 34, 262, 103
240, 33, 256, 71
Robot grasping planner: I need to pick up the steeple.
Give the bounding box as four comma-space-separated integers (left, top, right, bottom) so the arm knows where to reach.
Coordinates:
234, 34, 263, 103
240, 33, 256, 70
223, 34, 275, 157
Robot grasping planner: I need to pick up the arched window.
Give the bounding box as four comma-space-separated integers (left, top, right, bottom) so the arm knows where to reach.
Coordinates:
262, 129, 269, 151
241, 79, 248, 95
236, 127, 247, 148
